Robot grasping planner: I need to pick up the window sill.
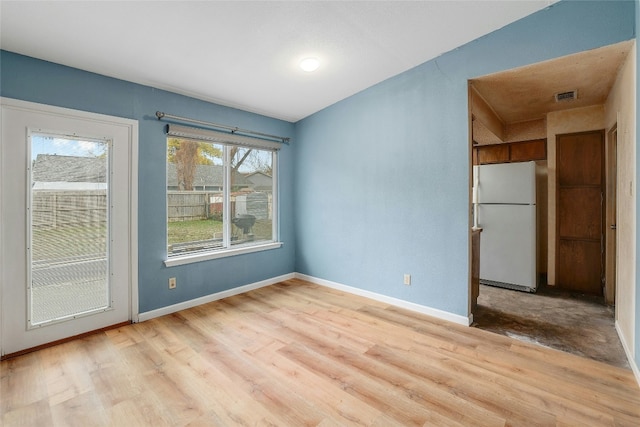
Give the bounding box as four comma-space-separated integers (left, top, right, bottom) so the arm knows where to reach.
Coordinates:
164, 241, 283, 267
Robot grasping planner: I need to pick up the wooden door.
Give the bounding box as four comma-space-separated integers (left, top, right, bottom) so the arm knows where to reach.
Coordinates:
556, 131, 604, 295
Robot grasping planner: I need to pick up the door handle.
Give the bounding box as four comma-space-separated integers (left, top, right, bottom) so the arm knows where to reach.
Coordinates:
610, 225, 617, 230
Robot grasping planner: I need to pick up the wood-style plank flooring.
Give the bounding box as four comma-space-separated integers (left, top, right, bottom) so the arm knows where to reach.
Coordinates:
2, 278, 640, 426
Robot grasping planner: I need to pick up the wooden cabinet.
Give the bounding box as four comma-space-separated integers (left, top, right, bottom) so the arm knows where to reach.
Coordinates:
510, 139, 547, 162
477, 144, 510, 164
474, 139, 546, 165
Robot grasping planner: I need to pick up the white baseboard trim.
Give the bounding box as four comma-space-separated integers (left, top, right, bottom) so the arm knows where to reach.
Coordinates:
138, 271, 471, 327
137, 273, 296, 322
615, 321, 640, 386
295, 273, 472, 326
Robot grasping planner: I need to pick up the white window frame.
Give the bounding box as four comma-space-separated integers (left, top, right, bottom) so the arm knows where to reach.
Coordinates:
164, 126, 281, 267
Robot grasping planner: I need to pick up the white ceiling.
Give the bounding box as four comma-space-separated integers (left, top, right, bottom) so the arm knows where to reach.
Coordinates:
1, 1, 557, 123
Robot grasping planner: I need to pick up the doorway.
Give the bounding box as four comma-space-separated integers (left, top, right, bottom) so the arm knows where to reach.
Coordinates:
467, 40, 634, 368
1, 98, 138, 357
605, 125, 617, 305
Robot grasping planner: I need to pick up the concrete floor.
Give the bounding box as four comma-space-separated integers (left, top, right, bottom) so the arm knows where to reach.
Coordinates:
473, 283, 630, 369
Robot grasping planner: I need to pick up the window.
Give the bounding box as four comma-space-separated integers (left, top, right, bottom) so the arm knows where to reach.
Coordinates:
165, 125, 279, 264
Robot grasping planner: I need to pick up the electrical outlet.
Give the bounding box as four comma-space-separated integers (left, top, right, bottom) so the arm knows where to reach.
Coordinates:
403, 274, 411, 286
169, 277, 177, 289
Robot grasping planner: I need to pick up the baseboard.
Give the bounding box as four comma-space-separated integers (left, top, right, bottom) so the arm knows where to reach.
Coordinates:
295, 273, 472, 326
137, 273, 296, 322
615, 321, 640, 386
138, 271, 471, 327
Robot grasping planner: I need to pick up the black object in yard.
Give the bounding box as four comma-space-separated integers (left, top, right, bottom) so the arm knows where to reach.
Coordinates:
232, 214, 256, 234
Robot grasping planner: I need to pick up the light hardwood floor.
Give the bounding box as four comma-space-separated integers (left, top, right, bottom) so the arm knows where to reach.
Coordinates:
2, 278, 640, 426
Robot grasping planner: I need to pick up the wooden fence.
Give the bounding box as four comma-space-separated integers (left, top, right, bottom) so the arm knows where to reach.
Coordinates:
167, 191, 214, 222
169, 191, 272, 222
32, 190, 272, 227
32, 191, 107, 229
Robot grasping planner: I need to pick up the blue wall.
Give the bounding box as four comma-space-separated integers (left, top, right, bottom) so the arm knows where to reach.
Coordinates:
0, 52, 296, 313
294, 0, 636, 318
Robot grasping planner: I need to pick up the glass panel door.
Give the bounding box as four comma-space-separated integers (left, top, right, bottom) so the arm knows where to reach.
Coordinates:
29, 133, 111, 327
1, 99, 134, 357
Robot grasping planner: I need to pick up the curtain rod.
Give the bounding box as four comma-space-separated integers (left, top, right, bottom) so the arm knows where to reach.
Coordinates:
155, 111, 290, 143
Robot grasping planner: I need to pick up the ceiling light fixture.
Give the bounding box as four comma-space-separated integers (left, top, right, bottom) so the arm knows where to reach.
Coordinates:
299, 57, 320, 72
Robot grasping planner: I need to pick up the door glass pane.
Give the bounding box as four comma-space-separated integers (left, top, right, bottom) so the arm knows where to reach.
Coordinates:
29, 133, 110, 326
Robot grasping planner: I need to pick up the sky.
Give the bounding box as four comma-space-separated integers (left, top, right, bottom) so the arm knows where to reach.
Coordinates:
30, 133, 108, 161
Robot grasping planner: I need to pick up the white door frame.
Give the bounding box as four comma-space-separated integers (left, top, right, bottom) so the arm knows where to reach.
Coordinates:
0, 97, 138, 356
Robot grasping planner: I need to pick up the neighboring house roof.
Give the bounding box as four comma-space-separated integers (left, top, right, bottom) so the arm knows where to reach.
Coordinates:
32, 154, 106, 183
32, 155, 252, 190
167, 164, 251, 188
244, 171, 271, 180
244, 171, 272, 191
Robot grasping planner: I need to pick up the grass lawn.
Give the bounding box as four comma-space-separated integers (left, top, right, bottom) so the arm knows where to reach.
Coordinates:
168, 218, 223, 244
168, 218, 273, 245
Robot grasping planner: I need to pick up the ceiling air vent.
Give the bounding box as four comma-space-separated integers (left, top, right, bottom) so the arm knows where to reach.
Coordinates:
555, 90, 577, 102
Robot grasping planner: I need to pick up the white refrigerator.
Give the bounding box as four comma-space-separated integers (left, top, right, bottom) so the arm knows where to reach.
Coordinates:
473, 161, 537, 292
